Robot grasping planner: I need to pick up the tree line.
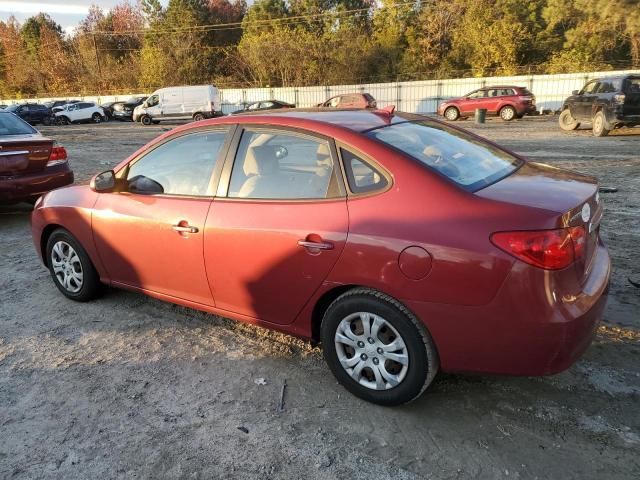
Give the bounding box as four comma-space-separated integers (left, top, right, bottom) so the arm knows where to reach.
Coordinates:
0, 0, 638, 98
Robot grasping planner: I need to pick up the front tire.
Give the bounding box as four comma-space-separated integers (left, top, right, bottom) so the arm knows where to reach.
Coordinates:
192, 112, 205, 122
46, 229, 102, 302
444, 106, 460, 121
592, 111, 610, 137
140, 115, 152, 126
499, 105, 516, 121
320, 288, 439, 406
559, 109, 580, 131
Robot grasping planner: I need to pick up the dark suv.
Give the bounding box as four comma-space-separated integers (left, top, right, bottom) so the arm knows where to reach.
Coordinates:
5, 104, 53, 125
559, 75, 640, 136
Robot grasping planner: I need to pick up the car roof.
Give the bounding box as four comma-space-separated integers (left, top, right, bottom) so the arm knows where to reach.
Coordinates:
204, 109, 426, 133
480, 85, 525, 89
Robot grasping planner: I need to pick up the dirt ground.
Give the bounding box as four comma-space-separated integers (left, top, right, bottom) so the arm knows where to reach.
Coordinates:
1, 116, 639, 480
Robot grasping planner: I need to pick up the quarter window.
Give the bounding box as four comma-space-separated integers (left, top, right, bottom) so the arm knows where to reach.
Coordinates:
126, 131, 227, 196
341, 149, 387, 194
228, 130, 337, 200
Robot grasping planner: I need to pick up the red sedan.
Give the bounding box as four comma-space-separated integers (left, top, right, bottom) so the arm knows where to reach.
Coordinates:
437, 86, 537, 121
0, 111, 72, 203
31, 109, 610, 405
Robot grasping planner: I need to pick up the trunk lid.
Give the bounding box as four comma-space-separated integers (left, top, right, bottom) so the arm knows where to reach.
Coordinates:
477, 161, 601, 282
0, 134, 53, 175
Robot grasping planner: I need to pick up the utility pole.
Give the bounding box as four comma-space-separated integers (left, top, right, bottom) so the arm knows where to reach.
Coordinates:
92, 33, 103, 95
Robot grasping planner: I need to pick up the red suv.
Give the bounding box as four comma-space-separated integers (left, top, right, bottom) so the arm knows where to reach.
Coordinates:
438, 86, 536, 121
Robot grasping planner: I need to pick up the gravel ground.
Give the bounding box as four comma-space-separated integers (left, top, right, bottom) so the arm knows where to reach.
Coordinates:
1, 117, 639, 480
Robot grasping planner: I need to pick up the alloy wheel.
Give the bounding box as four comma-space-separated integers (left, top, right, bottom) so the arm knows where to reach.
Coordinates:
500, 106, 515, 121
51, 241, 84, 293
334, 311, 409, 390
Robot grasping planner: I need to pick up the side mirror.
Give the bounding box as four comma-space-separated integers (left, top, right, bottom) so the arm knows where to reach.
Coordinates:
128, 175, 164, 195
90, 170, 116, 192
572, 90, 579, 95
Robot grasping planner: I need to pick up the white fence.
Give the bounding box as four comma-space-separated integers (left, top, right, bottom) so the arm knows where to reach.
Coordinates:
4, 69, 639, 115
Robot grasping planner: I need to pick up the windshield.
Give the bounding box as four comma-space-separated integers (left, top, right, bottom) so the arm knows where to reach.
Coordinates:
367, 121, 522, 191
5, 105, 19, 112
0, 112, 37, 135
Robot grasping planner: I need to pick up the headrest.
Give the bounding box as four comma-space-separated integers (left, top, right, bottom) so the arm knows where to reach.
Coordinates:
243, 145, 280, 176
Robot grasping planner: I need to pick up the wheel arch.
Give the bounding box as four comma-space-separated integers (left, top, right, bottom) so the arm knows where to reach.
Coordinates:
40, 223, 65, 267
311, 284, 361, 343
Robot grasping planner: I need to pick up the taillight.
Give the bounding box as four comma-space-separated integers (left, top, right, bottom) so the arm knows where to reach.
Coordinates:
46, 145, 67, 167
613, 93, 625, 105
491, 227, 586, 270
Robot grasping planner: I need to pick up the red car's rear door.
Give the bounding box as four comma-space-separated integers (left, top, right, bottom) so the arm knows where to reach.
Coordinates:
92, 128, 232, 306
204, 126, 348, 325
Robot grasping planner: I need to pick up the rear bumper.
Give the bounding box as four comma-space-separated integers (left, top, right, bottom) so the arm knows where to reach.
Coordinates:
405, 242, 611, 376
0, 164, 74, 202
520, 104, 537, 115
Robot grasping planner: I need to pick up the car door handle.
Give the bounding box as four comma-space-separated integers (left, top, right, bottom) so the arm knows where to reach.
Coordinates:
298, 240, 333, 250
172, 224, 199, 234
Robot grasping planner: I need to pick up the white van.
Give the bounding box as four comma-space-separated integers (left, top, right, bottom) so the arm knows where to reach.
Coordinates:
133, 85, 222, 125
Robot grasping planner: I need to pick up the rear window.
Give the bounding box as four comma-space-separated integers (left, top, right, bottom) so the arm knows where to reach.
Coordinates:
0, 112, 37, 135
367, 121, 522, 191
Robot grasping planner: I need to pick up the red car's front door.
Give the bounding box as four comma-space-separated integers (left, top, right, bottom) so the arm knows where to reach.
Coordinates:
204, 127, 348, 325
459, 89, 487, 115
92, 129, 231, 306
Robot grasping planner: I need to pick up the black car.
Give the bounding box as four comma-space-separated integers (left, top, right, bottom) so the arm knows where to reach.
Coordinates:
231, 100, 295, 115
111, 96, 147, 121
559, 75, 640, 136
4, 104, 53, 125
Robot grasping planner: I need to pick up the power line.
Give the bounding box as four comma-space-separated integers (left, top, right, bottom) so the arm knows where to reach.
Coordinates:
91, 2, 413, 36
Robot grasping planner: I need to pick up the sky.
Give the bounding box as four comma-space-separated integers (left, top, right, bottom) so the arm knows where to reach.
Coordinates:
0, 0, 168, 35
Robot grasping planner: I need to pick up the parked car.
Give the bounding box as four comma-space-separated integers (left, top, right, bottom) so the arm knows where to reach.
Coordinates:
100, 101, 121, 120
133, 85, 222, 125
46, 100, 80, 111
231, 100, 295, 115
317, 93, 377, 109
5, 103, 54, 125
559, 75, 640, 136
55, 102, 106, 125
111, 96, 147, 121
31, 109, 610, 406
438, 86, 537, 121
0, 111, 72, 203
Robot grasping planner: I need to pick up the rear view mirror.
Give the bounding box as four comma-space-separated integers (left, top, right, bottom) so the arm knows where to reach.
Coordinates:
572, 90, 579, 95
90, 170, 116, 192
275, 145, 288, 159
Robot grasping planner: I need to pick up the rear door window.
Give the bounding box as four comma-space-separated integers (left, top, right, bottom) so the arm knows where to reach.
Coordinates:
228, 130, 339, 200
367, 121, 522, 192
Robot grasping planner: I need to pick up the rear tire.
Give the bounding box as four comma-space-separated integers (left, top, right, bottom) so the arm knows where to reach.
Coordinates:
45, 229, 103, 302
559, 109, 580, 131
192, 112, 205, 122
91, 113, 102, 123
499, 105, 516, 121
592, 111, 610, 137
320, 288, 439, 406
444, 106, 460, 121
140, 115, 152, 126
